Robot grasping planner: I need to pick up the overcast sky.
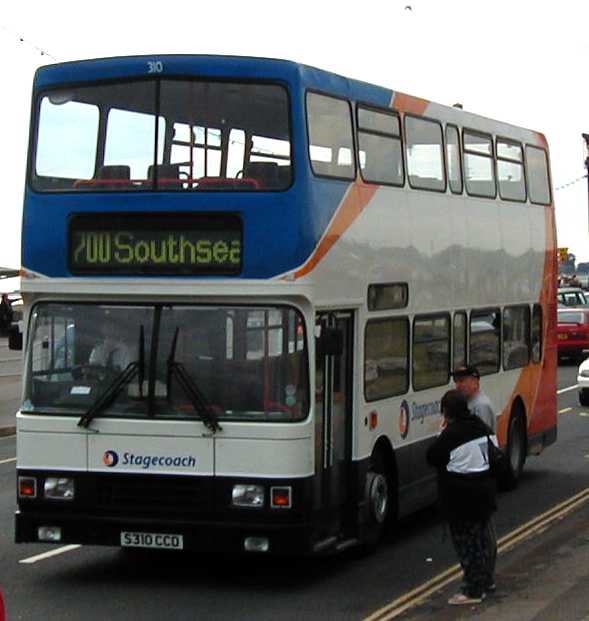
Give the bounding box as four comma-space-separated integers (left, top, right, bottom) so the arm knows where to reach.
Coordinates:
1, 0, 588, 276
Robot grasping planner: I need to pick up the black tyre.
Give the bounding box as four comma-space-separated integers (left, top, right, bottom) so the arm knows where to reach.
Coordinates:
362, 450, 394, 549
579, 389, 589, 407
502, 409, 526, 490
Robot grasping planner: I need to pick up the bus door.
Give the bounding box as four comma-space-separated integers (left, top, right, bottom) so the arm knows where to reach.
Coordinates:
315, 312, 354, 536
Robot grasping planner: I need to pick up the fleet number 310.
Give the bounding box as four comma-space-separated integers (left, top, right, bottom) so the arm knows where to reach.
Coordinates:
147, 61, 163, 73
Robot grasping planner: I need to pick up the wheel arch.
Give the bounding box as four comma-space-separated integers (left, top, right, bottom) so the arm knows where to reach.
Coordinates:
371, 435, 397, 481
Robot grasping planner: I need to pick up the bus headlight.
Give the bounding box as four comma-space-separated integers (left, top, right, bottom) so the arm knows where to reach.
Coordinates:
44, 477, 75, 501
232, 484, 264, 508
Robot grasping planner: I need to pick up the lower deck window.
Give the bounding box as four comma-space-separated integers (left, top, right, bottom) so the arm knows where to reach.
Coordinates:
364, 318, 409, 401
413, 315, 450, 390
469, 309, 501, 375
503, 305, 530, 369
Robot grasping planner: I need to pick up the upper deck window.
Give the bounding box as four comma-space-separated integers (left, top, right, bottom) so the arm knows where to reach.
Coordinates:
445, 125, 463, 194
497, 138, 526, 202
31, 80, 292, 192
526, 145, 551, 205
307, 93, 355, 180
463, 130, 496, 198
36, 99, 99, 180
356, 106, 403, 186
405, 116, 446, 192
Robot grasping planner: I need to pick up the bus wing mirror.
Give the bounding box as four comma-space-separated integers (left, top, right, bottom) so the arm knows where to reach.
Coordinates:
316, 327, 343, 357
8, 325, 22, 351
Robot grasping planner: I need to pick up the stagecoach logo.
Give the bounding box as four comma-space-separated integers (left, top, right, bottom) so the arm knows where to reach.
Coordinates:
103, 450, 119, 467
399, 400, 410, 439
101, 449, 198, 470
399, 399, 442, 439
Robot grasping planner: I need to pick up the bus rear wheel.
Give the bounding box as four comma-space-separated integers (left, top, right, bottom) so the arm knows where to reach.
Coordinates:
503, 408, 526, 490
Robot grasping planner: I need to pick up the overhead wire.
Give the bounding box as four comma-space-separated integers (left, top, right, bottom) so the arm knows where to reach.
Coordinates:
554, 174, 588, 192
0, 23, 58, 61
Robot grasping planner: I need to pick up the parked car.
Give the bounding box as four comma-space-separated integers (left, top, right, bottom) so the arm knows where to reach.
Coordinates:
557, 287, 589, 307
576, 273, 589, 289
577, 357, 589, 406
557, 308, 589, 361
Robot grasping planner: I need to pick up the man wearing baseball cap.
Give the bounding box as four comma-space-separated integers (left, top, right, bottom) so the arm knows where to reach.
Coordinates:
452, 365, 496, 433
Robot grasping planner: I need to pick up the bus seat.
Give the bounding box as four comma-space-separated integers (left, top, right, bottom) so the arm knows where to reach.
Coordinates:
148, 164, 182, 189
96, 165, 131, 189
244, 162, 280, 189
277, 165, 292, 187
197, 177, 259, 190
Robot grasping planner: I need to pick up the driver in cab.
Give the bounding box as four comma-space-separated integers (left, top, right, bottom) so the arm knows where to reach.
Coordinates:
89, 321, 131, 372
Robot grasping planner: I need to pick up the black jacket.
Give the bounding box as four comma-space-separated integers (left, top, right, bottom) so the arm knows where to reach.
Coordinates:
426, 414, 497, 522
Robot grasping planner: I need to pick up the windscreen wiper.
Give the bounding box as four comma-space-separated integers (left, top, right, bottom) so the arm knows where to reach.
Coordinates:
167, 327, 222, 433
77, 361, 140, 429
78, 326, 145, 430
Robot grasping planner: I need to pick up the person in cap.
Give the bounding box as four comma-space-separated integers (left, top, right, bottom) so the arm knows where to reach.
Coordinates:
452, 365, 496, 433
426, 389, 498, 605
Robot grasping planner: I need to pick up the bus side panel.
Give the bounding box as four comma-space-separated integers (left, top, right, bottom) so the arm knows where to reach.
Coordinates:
497, 205, 557, 448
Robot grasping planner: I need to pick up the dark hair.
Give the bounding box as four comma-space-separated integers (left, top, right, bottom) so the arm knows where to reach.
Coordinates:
440, 389, 470, 420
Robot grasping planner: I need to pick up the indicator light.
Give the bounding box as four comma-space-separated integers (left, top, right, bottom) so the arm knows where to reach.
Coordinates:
18, 477, 37, 499
271, 486, 292, 509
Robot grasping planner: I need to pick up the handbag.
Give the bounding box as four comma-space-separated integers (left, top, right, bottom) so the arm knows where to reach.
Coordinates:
487, 435, 509, 478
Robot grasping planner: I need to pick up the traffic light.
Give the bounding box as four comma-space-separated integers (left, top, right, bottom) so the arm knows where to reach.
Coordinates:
558, 247, 569, 263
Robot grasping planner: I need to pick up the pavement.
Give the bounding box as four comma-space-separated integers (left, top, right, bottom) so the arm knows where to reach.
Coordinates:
397, 498, 589, 621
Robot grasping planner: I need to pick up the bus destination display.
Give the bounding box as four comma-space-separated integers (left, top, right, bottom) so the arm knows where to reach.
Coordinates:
69, 213, 242, 275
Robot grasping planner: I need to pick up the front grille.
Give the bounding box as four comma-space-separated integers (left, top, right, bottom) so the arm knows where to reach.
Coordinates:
95, 474, 213, 517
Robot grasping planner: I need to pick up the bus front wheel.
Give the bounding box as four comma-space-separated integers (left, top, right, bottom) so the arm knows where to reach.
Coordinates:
362, 449, 392, 548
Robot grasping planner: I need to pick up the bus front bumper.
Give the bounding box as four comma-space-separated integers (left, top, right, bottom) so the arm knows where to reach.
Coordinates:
15, 510, 315, 556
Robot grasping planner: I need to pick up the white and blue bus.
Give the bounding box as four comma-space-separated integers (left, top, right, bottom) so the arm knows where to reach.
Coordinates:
14, 55, 557, 555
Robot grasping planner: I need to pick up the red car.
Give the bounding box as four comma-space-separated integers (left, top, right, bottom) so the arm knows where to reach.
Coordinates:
557, 308, 589, 361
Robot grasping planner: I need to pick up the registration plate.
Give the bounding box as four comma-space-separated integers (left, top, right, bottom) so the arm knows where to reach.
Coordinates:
120, 531, 184, 550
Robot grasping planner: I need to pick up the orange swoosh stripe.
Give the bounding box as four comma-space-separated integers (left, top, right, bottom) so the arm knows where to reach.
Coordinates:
293, 181, 378, 279
393, 92, 430, 115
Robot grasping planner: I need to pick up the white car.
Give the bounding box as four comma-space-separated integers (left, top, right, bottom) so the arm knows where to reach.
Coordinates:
577, 357, 589, 406
558, 287, 589, 307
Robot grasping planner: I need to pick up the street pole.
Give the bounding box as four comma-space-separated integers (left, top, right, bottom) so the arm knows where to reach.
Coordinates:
583, 134, 589, 235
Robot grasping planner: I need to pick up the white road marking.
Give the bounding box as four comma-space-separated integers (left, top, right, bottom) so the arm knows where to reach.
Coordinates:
557, 384, 579, 395
19, 545, 81, 564
0, 457, 16, 465
559, 407, 572, 414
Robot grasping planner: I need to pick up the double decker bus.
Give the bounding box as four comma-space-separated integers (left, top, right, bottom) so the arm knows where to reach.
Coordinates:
14, 55, 557, 555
